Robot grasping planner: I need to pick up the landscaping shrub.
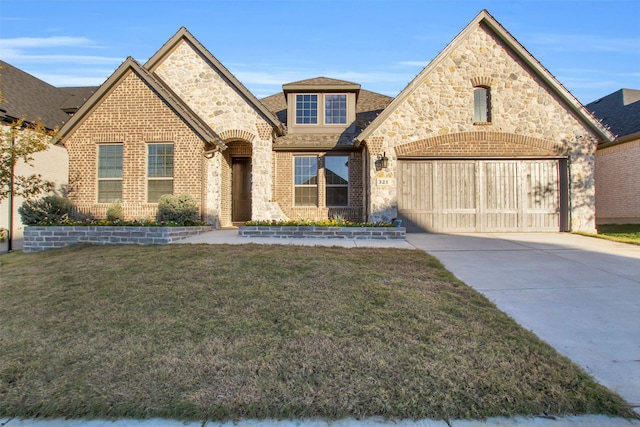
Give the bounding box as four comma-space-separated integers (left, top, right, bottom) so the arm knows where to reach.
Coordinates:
155, 194, 199, 225
18, 195, 73, 225
106, 199, 123, 221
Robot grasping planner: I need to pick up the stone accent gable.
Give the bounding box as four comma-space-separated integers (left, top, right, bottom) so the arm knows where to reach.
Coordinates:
152, 40, 271, 138
64, 71, 206, 219
364, 24, 599, 232
368, 25, 596, 147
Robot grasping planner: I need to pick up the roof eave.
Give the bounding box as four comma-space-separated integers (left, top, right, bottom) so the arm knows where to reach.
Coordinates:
55, 57, 226, 149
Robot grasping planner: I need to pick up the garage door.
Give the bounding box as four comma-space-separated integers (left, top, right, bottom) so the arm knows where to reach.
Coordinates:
397, 160, 561, 232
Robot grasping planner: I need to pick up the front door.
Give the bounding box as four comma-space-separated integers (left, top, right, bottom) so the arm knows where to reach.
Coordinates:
232, 157, 252, 222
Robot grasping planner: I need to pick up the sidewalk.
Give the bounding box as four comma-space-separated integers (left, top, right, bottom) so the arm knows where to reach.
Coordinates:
2, 415, 639, 426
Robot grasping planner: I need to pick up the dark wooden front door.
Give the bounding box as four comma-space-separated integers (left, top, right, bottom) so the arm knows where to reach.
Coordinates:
232, 157, 252, 222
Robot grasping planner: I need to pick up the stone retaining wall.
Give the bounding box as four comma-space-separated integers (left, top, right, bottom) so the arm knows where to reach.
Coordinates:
23, 226, 214, 253
239, 226, 405, 239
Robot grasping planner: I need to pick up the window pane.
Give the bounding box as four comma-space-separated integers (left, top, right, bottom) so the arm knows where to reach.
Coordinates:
295, 187, 317, 206
294, 156, 318, 206
98, 180, 122, 203
325, 94, 347, 124
98, 144, 122, 178
295, 94, 317, 124
148, 180, 173, 203
326, 187, 348, 206
474, 87, 490, 122
325, 156, 348, 185
325, 155, 348, 206
294, 156, 318, 185
148, 144, 174, 178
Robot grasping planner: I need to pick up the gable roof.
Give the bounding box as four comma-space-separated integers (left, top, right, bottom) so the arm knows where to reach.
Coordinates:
144, 27, 285, 136
282, 77, 361, 93
355, 9, 614, 144
0, 59, 97, 129
55, 57, 226, 149
587, 89, 640, 140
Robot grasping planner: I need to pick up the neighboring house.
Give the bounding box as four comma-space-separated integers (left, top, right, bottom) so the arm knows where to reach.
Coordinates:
0, 60, 96, 251
587, 89, 640, 225
56, 10, 612, 233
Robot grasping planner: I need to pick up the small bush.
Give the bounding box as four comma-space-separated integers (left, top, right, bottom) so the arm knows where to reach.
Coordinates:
155, 194, 199, 225
18, 196, 74, 225
106, 200, 124, 221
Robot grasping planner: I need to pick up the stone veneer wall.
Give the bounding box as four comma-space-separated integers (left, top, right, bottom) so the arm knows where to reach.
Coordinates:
23, 225, 214, 253
364, 24, 599, 232
595, 138, 640, 225
64, 71, 206, 222
152, 40, 286, 225
239, 226, 405, 240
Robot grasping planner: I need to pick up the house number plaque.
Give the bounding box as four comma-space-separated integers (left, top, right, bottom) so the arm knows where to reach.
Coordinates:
377, 178, 391, 186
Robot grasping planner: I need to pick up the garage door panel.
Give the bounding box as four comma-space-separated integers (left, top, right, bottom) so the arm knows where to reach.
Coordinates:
398, 159, 560, 232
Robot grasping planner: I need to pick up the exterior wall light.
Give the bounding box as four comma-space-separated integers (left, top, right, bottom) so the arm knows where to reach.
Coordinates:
377, 152, 389, 169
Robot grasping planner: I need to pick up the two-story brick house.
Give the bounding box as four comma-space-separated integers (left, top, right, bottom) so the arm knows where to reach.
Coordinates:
56, 10, 613, 232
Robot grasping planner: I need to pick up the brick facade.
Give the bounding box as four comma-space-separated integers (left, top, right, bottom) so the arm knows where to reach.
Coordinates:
273, 151, 364, 222
595, 138, 640, 224
64, 71, 206, 221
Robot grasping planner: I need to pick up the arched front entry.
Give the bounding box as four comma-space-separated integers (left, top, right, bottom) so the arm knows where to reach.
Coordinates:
221, 140, 253, 226
231, 157, 251, 223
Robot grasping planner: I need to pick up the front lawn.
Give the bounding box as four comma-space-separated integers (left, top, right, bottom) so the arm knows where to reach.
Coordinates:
0, 244, 634, 422
595, 224, 640, 245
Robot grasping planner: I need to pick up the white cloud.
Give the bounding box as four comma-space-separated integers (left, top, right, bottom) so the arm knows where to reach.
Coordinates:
32, 73, 108, 87
0, 36, 93, 48
398, 61, 430, 67
0, 36, 122, 65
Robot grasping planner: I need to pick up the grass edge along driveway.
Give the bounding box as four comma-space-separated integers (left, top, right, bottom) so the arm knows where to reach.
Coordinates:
0, 244, 636, 422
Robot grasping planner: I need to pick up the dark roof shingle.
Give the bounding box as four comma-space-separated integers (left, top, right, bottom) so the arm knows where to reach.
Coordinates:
586, 89, 640, 138
0, 60, 98, 129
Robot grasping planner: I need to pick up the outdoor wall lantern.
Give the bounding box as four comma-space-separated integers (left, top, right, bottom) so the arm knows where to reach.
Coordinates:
377, 152, 389, 169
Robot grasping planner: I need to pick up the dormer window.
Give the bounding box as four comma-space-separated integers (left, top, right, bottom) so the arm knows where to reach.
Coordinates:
284, 78, 360, 134
474, 87, 491, 123
296, 94, 318, 124
325, 94, 347, 124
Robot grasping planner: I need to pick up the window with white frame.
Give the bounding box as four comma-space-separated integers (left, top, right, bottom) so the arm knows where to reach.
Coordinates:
295, 94, 318, 124
147, 143, 174, 203
325, 155, 349, 206
474, 87, 491, 122
294, 156, 318, 206
97, 144, 122, 203
325, 94, 347, 124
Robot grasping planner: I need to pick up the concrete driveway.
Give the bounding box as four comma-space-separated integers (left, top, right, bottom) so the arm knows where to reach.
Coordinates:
406, 232, 640, 411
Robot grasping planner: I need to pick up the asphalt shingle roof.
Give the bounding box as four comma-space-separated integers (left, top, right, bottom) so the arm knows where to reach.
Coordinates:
0, 60, 98, 129
261, 87, 392, 149
586, 89, 640, 139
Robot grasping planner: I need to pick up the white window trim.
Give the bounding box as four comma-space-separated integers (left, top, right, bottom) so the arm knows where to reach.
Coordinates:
97, 143, 123, 204
147, 142, 174, 203
293, 155, 319, 207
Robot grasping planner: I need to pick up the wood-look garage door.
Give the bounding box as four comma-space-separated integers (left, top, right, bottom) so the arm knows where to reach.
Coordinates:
398, 160, 561, 232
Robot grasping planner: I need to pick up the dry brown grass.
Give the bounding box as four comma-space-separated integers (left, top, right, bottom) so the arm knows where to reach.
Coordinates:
0, 243, 635, 421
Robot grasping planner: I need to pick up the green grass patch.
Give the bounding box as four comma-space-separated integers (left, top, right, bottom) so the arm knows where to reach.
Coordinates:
0, 244, 635, 421
577, 224, 640, 245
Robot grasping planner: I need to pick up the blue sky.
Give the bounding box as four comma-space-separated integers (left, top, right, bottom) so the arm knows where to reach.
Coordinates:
1, 0, 639, 104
